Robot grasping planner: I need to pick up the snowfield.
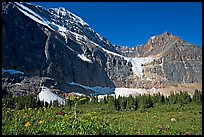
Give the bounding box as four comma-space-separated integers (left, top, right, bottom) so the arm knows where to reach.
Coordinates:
38, 86, 65, 105
70, 82, 159, 99
70, 82, 115, 95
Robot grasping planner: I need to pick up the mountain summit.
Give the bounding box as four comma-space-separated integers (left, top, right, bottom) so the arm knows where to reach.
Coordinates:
2, 2, 202, 97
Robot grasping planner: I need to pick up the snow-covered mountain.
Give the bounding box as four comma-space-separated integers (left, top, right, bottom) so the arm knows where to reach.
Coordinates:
2, 2, 202, 98
12, 2, 116, 52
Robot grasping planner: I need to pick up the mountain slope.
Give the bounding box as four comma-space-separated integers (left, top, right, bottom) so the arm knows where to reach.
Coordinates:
2, 2, 202, 97
2, 2, 116, 89
116, 32, 202, 87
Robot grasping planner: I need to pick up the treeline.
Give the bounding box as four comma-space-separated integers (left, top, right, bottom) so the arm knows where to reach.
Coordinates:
96, 89, 202, 111
2, 89, 202, 111
2, 94, 41, 110
2, 93, 90, 110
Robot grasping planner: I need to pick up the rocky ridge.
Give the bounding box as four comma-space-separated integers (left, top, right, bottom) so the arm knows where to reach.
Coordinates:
2, 2, 202, 97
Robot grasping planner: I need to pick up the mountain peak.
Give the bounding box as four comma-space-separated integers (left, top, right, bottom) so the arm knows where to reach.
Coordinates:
58, 7, 66, 11
147, 31, 173, 44
163, 31, 170, 35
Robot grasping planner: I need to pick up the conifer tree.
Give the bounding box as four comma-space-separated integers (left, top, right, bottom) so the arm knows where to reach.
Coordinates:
193, 89, 202, 104
44, 101, 49, 108
53, 100, 59, 107
104, 96, 107, 104
134, 97, 138, 111
49, 100, 53, 108
147, 94, 154, 108
127, 95, 134, 110
122, 97, 127, 110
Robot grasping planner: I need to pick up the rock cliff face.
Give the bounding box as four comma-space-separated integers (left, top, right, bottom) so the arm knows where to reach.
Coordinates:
116, 32, 202, 88
2, 2, 115, 89
2, 2, 202, 97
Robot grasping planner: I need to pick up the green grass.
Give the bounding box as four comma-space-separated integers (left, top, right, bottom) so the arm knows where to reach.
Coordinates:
2, 102, 202, 135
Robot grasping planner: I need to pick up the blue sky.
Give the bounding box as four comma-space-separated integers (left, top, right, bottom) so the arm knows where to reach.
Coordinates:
30, 2, 202, 47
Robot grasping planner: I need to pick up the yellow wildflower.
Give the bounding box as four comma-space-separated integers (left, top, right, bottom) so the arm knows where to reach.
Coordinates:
37, 110, 40, 114
38, 120, 43, 125
24, 122, 31, 127
43, 107, 46, 111
86, 113, 91, 117
92, 111, 96, 114
28, 108, 32, 111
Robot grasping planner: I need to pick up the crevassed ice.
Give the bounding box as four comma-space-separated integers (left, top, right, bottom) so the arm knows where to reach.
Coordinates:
125, 57, 155, 78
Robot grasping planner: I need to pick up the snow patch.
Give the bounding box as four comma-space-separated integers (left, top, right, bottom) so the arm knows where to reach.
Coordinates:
14, 2, 54, 31
151, 36, 156, 43
48, 22, 59, 30
77, 54, 93, 63
69, 31, 87, 41
57, 24, 67, 32
58, 7, 67, 16
114, 88, 148, 98
75, 92, 85, 96
70, 82, 115, 95
125, 57, 154, 78
38, 86, 65, 105
51, 7, 89, 26
183, 61, 188, 69
58, 31, 68, 43
160, 57, 165, 74
90, 41, 124, 58
2, 68, 24, 75
81, 39, 155, 79
151, 36, 156, 39
68, 11, 89, 26
146, 77, 153, 81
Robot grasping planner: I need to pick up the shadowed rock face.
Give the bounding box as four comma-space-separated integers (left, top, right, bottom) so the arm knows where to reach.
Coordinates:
2, 2, 202, 97
2, 2, 115, 90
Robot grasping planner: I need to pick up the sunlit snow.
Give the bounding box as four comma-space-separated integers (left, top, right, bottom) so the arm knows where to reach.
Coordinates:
70, 82, 153, 98
125, 57, 154, 78
77, 54, 93, 63
38, 86, 65, 105
51, 7, 89, 26
151, 36, 156, 39
14, 2, 54, 31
